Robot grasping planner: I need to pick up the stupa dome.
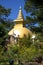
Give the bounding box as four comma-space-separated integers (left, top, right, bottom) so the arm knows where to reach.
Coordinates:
8, 24, 32, 38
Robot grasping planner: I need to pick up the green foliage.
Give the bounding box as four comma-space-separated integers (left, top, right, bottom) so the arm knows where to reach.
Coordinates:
25, 16, 35, 24
0, 3, 43, 64
19, 36, 32, 48
17, 36, 43, 62
0, 5, 12, 64
6, 37, 43, 62
24, 0, 43, 26
0, 22, 9, 45
18, 43, 43, 62
0, 5, 11, 17
0, 5, 11, 45
0, 36, 43, 64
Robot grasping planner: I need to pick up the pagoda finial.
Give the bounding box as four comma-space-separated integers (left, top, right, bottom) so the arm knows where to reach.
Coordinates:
20, 6, 22, 10
14, 6, 24, 23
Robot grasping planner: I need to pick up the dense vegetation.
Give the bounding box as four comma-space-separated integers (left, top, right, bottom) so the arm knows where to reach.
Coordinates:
24, 0, 43, 42
0, 0, 43, 65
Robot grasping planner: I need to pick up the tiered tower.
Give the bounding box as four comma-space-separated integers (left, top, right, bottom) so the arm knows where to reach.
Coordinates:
8, 6, 32, 42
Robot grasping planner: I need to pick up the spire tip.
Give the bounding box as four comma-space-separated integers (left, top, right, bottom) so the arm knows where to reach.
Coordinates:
20, 6, 22, 10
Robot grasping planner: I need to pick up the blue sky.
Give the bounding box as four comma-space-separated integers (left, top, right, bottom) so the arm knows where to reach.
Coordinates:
0, 0, 30, 20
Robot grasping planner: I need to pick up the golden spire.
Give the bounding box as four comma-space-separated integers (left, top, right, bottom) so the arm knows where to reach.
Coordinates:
8, 6, 32, 38
14, 6, 24, 23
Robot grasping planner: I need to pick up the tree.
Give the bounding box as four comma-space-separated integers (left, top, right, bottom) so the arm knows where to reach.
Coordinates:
0, 5, 11, 17
24, 0, 43, 42
0, 24, 8, 45
0, 5, 11, 64
0, 5, 11, 45
24, 0, 43, 26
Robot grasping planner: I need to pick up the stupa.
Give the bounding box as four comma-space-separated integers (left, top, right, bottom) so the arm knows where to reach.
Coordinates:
8, 6, 32, 43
